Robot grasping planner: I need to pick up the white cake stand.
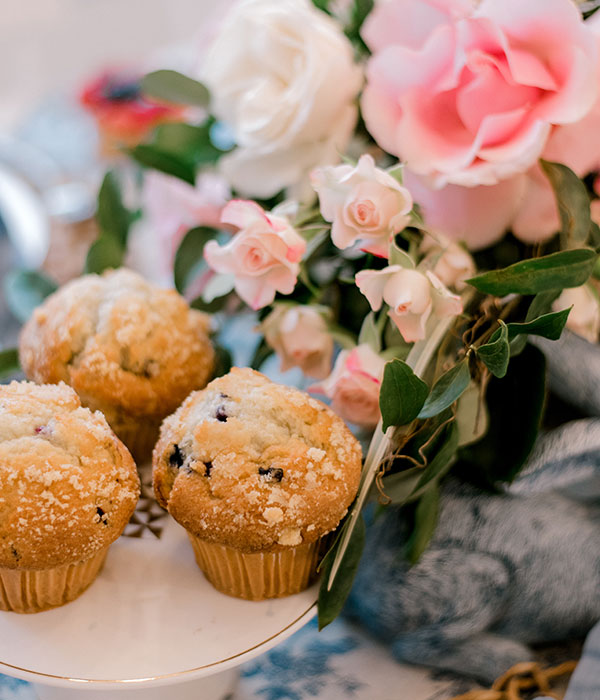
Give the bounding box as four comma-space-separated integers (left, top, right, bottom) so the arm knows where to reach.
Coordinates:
0, 470, 318, 700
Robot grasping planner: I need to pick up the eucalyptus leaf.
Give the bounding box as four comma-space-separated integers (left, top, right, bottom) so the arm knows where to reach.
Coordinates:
389, 242, 415, 269
540, 160, 591, 248
0, 348, 20, 379
477, 321, 509, 378
212, 343, 233, 379
408, 420, 458, 501
456, 381, 489, 447
85, 235, 124, 275
96, 171, 130, 246
152, 121, 231, 166
4, 270, 57, 323
318, 513, 365, 630
190, 295, 230, 314
467, 248, 597, 296
418, 359, 470, 419
128, 144, 196, 185
382, 467, 422, 505
456, 344, 546, 488
405, 484, 440, 565
173, 227, 217, 293
503, 307, 570, 342
379, 359, 429, 431
358, 312, 381, 352
140, 70, 209, 107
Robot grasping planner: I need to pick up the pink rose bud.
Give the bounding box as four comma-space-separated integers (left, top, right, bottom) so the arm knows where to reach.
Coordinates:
553, 285, 600, 343
311, 154, 413, 258
204, 200, 306, 310
310, 344, 385, 428
420, 235, 475, 291
261, 305, 334, 380
356, 265, 462, 342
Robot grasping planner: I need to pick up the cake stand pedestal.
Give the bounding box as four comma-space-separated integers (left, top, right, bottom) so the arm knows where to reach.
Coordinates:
0, 502, 317, 700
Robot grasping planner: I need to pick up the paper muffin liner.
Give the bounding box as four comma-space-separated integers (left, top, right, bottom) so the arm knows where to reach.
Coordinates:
187, 534, 322, 600
111, 418, 162, 464
0, 546, 109, 614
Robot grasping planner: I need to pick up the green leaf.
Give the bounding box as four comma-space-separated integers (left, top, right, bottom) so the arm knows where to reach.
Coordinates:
152, 121, 231, 166
190, 295, 230, 314
128, 144, 196, 185
418, 359, 470, 419
345, 0, 375, 50
212, 343, 233, 379
85, 235, 124, 274
405, 485, 440, 565
4, 270, 57, 323
540, 160, 591, 248
382, 467, 422, 505
317, 513, 366, 630
504, 308, 570, 342
477, 321, 509, 378
0, 348, 20, 379
389, 242, 415, 269
526, 290, 562, 321
173, 227, 217, 293
358, 312, 381, 352
379, 359, 429, 431
311, 0, 331, 13
456, 343, 546, 488
409, 420, 458, 501
466, 248, 598, 296
96, 171, 130, 246
140, 70, 209, 107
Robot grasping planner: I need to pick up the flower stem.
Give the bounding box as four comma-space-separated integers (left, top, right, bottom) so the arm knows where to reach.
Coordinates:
326, 289, 475, 590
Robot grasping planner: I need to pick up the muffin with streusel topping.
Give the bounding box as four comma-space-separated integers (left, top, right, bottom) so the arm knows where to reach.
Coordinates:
152, 367, 362, 600
19, 268, 215, 461
0, 381, 139, 613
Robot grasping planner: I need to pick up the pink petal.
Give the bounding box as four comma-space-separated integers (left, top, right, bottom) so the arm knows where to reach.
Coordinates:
221, 199, 269, 229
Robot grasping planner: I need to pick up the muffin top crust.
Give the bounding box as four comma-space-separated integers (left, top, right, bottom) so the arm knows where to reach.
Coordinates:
19, 268, 215, 419
0, 381, 139, 569
152, 368, 362, 552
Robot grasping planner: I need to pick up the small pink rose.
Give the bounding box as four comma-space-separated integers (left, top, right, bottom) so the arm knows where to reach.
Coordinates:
361, 0, 598, 187
356, 265, 462, 342
311, 154, 413, 257
261, 305, 334, 380
553, 285, 600, 343
204, 200, 306, 310
310, 344, 385, 428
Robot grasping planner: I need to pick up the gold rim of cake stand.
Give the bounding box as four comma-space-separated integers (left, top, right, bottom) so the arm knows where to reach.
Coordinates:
0, 601, 317, 684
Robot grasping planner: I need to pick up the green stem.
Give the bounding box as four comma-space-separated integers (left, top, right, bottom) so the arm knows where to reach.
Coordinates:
326, 288, 475, 590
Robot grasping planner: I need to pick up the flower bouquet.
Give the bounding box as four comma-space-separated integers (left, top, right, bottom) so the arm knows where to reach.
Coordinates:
3, 0, 600, 663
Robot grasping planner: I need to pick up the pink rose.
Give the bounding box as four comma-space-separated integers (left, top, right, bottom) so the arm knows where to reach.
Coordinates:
204, 200, 306, 310
311, 344, 385, 428
362, 0, 598, 187
420, 235, 475, 291
356, 266, 462, 342
553, 284, 600, 343
261, 305, 334, 379
311, 154, 413, 257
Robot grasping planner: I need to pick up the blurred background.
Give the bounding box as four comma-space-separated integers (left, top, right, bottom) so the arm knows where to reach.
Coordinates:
0, 0, 223, 350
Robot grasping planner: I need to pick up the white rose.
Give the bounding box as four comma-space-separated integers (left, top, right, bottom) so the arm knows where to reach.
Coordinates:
553, 284, 600, 343
200, 0, 363, 198
261, 305, 334, 379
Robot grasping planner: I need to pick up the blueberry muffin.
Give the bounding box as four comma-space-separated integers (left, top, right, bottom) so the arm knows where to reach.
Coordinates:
0, 381, 139, 613
152, 368, 362, 600
19, 268, 215, 461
